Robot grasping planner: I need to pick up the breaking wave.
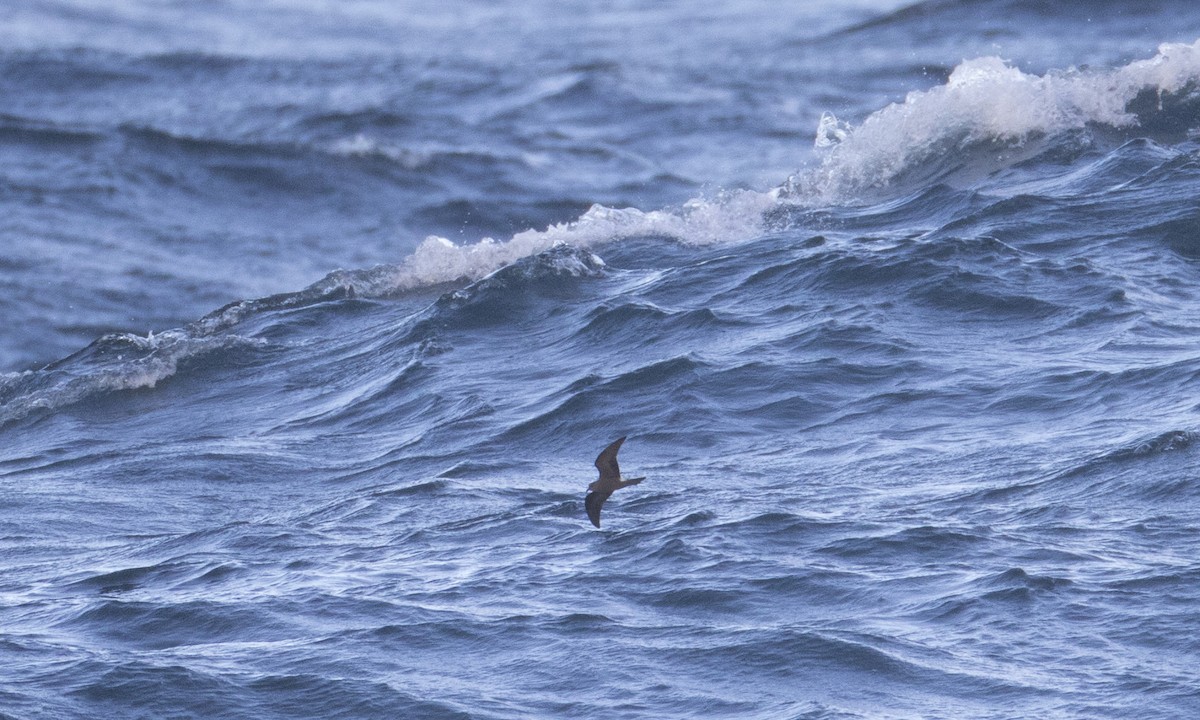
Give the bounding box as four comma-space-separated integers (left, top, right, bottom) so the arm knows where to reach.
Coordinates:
344, 40, 1200, 298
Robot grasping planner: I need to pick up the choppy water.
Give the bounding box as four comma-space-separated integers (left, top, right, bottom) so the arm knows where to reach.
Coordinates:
4, 1, 1200, 718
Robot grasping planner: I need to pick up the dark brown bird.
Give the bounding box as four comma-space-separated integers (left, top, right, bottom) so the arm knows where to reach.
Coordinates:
585, 436, 645, 528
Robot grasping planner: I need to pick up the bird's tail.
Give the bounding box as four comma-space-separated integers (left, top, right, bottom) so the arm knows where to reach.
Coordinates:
622, 476, 646, 487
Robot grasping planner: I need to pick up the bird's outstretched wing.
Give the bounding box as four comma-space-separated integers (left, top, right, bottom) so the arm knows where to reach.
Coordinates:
585, 490, 611, 528
595, 436, 626, 482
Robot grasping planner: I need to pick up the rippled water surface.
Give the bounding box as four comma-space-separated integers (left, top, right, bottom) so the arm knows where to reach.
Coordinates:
4, 1, 1200, 718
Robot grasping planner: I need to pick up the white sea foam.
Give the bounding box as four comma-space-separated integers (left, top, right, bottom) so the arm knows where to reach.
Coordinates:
378, 189, 778, 294
796, 39, 1200, 202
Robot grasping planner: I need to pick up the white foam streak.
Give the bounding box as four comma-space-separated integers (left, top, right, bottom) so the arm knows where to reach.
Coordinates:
0, 332, 261, 425
331, 134, 432, 170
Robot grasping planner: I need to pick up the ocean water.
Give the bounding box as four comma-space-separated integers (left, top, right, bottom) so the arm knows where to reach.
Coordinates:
3, 1, 1200, 718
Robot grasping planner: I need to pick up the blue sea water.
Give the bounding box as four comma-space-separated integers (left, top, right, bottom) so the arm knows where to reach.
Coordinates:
4, 1, 1200, 717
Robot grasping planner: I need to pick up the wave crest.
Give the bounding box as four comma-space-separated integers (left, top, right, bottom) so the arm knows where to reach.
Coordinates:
791, 39, 1200, 202
0, 331, 263, 426
386, 191, 775, 293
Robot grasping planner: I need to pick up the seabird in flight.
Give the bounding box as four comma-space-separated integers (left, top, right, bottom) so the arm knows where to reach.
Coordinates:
585, 436, 645, 528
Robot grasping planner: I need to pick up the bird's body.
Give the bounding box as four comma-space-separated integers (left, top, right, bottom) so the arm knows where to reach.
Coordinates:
585, 436, 645, 528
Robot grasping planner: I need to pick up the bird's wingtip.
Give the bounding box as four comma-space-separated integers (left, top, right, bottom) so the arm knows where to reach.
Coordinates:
585, 490, 607, 528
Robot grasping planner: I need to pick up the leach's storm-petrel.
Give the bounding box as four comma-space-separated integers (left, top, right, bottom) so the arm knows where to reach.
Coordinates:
586, 436, 645, 528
